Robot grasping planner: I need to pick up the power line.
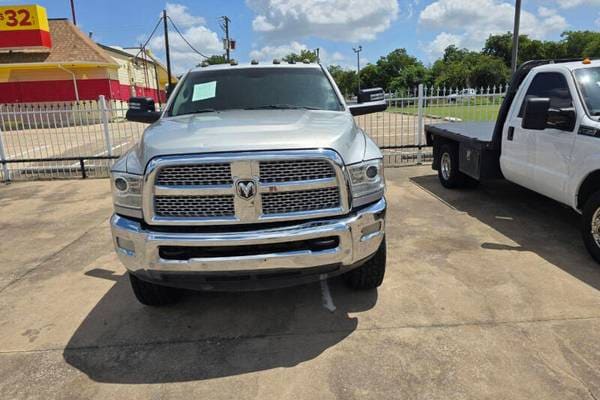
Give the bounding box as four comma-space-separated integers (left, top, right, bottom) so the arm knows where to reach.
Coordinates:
167, 16, 209, 59
131, 16, 164, 61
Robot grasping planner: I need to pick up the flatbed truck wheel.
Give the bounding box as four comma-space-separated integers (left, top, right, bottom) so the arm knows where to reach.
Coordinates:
129, 273, 181, 306
346, 238, 386, 290
438, 143, 467, 189
581, 191, 600, 264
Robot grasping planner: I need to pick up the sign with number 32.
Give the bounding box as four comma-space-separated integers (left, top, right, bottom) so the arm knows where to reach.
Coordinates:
0, 4, 51, 49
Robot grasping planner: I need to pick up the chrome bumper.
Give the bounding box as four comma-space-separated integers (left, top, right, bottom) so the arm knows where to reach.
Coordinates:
110, 198, 386, 275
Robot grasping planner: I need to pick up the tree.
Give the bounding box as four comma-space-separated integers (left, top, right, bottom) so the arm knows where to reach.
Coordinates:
203, 54, 228, 65
469, 56, 510, 88
282, 49, 318, 63
358, 64, 381, 90
374, 48, 425, 91
327, 65, 357, 98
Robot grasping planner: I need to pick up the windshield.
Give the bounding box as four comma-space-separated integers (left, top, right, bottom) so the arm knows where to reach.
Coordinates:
169, 67, 343, 116
574, 67, 600, 118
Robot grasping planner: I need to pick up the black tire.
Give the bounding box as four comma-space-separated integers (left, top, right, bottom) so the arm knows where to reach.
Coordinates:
437, 143, 467, 189
346, 238, 387, 290
129, 273, 180, 306
581, 191, 600, 264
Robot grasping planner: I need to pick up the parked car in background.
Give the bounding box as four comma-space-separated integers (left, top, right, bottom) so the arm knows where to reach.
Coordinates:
447, 88, 477, 103
110, 62, 389, 306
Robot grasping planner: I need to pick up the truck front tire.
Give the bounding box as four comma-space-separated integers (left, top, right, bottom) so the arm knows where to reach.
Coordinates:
129, 273, 180, 306
346, 238, 387, 290
581, 191, 600, 264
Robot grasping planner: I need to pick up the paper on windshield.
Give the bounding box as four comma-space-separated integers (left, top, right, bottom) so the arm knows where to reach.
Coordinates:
192, 81, 217, 101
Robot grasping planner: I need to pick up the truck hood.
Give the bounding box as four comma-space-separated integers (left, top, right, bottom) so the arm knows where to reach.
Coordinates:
127, 109, 367, 173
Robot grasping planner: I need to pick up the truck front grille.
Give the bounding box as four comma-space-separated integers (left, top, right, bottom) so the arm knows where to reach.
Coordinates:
147, 151, 348, 225
262, 187, 340, 215
155, 195, 235, 218
259, 160, 335, 183
156, 163, 232, 186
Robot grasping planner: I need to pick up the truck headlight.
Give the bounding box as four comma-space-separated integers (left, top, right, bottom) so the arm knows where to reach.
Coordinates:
348, 159, 385, 207
111, 172, 143, 218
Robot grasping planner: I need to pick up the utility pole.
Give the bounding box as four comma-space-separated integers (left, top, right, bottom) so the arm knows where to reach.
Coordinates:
70, 0, 77, 25
315, 48, 320, 63
353, 46, 363, 92
163, 9, 173, 96
511, 0, 522, 73
221, 16, 231, 62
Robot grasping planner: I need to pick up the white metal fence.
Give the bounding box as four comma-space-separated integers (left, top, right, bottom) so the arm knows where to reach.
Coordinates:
354, 84, 508, 165
0, 96, 146, 181
0, 85, 508, 181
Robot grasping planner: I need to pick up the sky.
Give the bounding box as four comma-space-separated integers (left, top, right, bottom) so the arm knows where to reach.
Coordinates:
2, 0, 599, 73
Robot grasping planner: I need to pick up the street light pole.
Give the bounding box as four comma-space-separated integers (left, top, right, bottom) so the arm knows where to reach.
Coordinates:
511, 0, 522, 73
353, 45, 363, 92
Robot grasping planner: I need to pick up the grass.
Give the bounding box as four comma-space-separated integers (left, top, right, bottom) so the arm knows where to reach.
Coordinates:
388, 103, 501, 122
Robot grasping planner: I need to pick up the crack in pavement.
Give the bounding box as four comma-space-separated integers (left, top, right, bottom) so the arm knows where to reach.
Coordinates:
1, 314, 600, 356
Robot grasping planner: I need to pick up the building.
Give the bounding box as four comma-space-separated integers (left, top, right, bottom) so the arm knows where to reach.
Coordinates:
0, 18, 173, 104
98, 44, 171, 103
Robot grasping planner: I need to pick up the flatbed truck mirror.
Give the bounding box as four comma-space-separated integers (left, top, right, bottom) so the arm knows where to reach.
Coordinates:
522, 97, 550, 130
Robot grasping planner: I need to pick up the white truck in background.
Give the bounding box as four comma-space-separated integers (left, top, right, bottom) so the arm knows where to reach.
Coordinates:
426, 58, 600, 262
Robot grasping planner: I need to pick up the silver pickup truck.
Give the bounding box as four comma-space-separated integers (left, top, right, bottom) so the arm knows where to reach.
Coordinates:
109, 62, 389, 306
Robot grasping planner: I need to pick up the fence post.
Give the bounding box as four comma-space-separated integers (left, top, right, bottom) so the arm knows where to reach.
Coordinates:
99, 95, 113, 158
0, 124, 10, 182
416, 83, 424, 165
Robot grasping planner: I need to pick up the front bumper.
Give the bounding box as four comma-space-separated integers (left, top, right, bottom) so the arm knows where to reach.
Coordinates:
110, 198, 386, 290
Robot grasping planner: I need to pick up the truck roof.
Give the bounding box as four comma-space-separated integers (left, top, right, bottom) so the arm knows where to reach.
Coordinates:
532, 58, 600, 73
190, 62, 322, 73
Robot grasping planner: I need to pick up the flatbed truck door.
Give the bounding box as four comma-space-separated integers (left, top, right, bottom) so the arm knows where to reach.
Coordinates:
500, 77, 536, 189
523, 72, 577, 204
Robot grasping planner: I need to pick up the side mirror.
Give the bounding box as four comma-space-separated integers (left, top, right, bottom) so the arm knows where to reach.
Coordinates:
126, 97, 161, 124
349, 87, 388, 116
548, 107, 576, 132
522, 97, 550, 130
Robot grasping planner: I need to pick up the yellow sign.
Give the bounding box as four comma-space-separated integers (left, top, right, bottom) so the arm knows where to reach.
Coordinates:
0, 5, 49, 32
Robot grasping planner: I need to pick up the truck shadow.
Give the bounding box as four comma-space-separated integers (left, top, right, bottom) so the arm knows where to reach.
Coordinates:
63, 272, 377, 384
411, 174, 600, 291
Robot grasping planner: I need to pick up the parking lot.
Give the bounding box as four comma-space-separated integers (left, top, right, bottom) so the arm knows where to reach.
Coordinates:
1, 165, 600, 399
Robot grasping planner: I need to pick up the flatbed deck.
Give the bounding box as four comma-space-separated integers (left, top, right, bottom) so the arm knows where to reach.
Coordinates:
425, 122, 496, 144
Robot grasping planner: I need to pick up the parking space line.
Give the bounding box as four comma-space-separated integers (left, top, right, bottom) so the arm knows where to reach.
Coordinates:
320, 277, 336, 312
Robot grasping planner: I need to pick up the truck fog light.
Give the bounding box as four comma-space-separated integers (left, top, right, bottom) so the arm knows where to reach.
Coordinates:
114, 177, 128, 191
117, 237, 136, 254
366, 165, 378, 179
361, 221, 382, 241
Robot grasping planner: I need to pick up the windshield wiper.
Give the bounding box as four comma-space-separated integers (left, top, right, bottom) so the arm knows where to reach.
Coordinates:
244, 104, 320, 110
176, 108, 218, 116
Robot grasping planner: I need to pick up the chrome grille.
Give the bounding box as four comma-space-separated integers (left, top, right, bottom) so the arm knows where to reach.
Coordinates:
146, 151, 349, 225
155, 195, 235, 218
262, 187, 340, 215
156, 163, 232, 186
259, 160, 335, 183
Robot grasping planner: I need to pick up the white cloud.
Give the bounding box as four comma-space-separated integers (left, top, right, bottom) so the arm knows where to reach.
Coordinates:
148, 4, 222, 74
246, 0, 400, 42
249, 41, 309, 61
419, 0, 568, 59
249, 41, 349, 66
596, 13, 600, 26
421, 32, 462, 60
554, 0, 600, 8
165, 2, 206, 27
